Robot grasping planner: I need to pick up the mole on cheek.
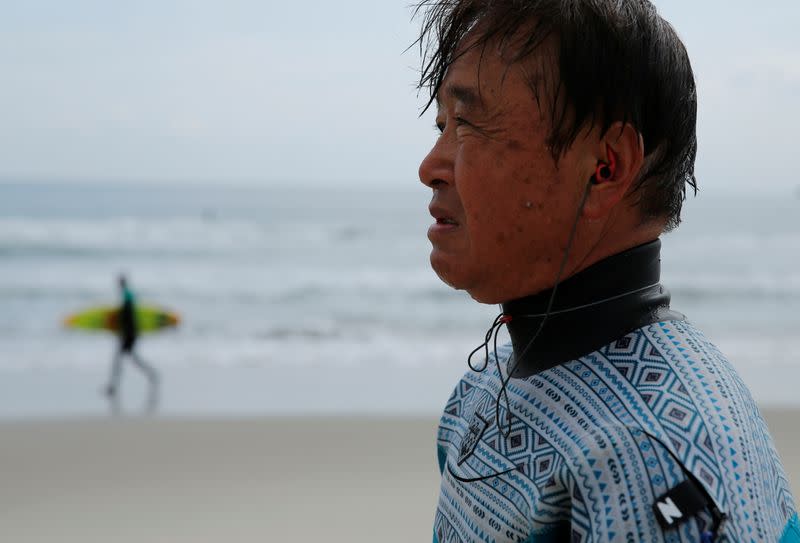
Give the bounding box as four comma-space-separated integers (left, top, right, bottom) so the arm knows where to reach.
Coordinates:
495, 231, 506, 244
506, 139, 523, 151
513, 165, 535, 185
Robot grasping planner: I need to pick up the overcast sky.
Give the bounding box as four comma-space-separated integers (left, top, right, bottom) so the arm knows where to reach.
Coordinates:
1, 1, 797, 193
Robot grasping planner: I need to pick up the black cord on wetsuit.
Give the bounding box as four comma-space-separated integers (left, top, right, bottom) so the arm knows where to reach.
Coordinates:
448, 176, 593, 484
446, 174, 730, 541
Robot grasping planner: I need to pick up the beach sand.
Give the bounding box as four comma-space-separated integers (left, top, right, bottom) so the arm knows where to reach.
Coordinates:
0, 411, 796, 542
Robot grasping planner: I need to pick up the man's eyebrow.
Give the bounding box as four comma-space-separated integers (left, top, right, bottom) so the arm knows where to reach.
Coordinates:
439, 84, 485, 110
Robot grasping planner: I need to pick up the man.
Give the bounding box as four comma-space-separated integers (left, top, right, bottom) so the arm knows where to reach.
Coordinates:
414, 1, 798, 541
105, 275, 159, 408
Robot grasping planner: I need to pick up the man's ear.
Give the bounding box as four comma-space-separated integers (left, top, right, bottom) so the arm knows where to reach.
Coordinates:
582, 122, 644, 220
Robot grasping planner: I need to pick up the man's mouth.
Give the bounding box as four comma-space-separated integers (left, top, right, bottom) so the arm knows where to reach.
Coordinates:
429, 204, 460, 227
428, 206, 461, 240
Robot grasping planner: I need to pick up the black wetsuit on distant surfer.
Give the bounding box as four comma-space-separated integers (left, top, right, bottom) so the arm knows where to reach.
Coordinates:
105, 275, 159, 410
119, 278, 138, 353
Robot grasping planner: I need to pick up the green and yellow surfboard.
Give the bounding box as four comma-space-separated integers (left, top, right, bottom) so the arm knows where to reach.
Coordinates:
64, 305, 180, 333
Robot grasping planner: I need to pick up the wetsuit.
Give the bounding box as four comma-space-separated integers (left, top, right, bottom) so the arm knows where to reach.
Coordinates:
119, 285, 138, 352
106, 283, 158, 410
434, 240, 798, 542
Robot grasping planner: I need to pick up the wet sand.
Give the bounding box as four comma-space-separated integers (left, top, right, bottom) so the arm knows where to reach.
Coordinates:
0, 411, 796, 542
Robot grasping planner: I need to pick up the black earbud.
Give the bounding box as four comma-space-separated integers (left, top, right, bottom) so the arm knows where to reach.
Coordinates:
591, 146, 617, 184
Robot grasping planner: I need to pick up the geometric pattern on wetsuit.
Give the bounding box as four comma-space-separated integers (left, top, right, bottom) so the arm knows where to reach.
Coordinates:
434, 320, 797, 542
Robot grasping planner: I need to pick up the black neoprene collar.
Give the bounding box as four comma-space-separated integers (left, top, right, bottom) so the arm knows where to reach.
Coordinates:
501, 239, 684, 378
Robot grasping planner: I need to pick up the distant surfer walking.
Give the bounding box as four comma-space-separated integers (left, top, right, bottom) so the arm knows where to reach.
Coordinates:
105, 275, 159, 410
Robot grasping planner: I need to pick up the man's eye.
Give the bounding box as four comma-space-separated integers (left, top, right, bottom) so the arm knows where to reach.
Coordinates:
433, 117, 470, 135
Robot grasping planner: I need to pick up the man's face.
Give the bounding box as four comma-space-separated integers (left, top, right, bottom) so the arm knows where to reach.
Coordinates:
419, 41, 595, 304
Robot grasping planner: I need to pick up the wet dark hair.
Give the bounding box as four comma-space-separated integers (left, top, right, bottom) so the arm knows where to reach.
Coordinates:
414, 0, 698, 230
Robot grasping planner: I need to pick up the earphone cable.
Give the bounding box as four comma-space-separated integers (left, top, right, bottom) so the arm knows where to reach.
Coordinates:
453, 179, 594, 482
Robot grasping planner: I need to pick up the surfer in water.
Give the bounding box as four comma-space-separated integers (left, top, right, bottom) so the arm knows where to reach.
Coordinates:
105, 274, 159, 411
413, 1, 797, 541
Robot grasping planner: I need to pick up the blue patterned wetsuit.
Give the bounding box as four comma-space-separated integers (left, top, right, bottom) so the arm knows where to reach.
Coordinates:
433, 241, 798, 542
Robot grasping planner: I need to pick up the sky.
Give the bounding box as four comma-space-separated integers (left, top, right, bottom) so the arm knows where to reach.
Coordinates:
1, 0, 798, 193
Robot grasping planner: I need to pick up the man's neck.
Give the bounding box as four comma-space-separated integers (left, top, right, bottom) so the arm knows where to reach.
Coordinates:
500, 239, 683, 377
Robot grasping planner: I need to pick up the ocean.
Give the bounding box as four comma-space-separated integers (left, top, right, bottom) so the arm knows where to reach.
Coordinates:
1, 182, 798, 416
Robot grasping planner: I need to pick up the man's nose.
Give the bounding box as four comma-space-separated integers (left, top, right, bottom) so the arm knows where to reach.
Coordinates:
419, 138, 454, 189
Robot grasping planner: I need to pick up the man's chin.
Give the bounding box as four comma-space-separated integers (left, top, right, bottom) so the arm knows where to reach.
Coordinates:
430, 252, 514, 305
430, 251, 465, 290
430, 252, 492, 303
